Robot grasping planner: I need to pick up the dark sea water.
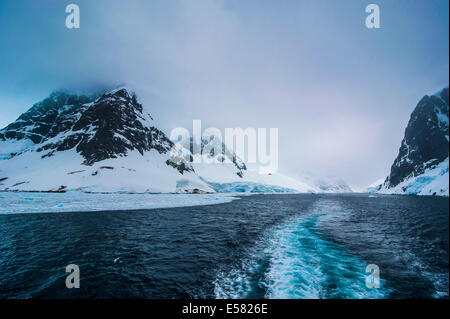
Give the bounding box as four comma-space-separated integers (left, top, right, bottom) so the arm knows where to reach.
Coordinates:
0, 194, 448, 299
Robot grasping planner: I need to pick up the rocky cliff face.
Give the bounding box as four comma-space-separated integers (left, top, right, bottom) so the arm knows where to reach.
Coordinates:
0, 88, 190, 172
380, 87, 449, 196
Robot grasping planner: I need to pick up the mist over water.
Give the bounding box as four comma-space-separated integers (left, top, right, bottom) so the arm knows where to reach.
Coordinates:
0, 194, 448, 298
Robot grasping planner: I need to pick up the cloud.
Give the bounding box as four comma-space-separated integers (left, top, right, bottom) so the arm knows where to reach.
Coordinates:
0, 0, 448, 189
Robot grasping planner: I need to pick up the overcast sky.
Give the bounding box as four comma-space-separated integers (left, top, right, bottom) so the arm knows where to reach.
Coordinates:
0, 0, 448, 190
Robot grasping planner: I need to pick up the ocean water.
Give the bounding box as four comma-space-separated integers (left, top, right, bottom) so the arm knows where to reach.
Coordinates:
0, 194, 448, 298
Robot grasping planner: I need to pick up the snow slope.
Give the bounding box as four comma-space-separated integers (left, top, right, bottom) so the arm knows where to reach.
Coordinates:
0, 147, 213, 193
379, 157, 449, 196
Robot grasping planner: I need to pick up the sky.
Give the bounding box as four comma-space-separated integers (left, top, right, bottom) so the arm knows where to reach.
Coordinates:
0, 0, 448, 190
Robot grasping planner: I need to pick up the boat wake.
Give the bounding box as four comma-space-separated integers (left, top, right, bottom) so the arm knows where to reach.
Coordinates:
214, 200, 391, 299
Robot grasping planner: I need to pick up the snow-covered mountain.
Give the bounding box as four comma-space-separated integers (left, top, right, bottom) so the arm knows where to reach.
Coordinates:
378, 87, 449, 196
0, 88, 214, 193
0, 88, 311, 194
0, 87, 354, 195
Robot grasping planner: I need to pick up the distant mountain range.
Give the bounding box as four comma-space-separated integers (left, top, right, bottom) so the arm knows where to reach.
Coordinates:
367, 87, 449, 196
0, 87, 351, 194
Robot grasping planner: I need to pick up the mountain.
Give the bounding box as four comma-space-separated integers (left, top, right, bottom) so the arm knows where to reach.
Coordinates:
0, 88, 314, 194
187, 135, 318, 193
0, 87, 352, 195
0, 88, 213, 193
378, 87, 449, 196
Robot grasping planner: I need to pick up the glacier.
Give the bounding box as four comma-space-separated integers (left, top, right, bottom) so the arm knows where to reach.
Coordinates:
364, 178, 385, 193
207, 181, 297, 193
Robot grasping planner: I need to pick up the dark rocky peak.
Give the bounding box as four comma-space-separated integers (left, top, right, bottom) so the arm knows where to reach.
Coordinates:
0, 91, 95, 143
385, 87, 449, 188
67, 88, 171, 165
0, 88, 194, 173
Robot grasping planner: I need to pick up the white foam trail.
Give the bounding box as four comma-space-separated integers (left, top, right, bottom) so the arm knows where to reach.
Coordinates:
215, 200, 391, 299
